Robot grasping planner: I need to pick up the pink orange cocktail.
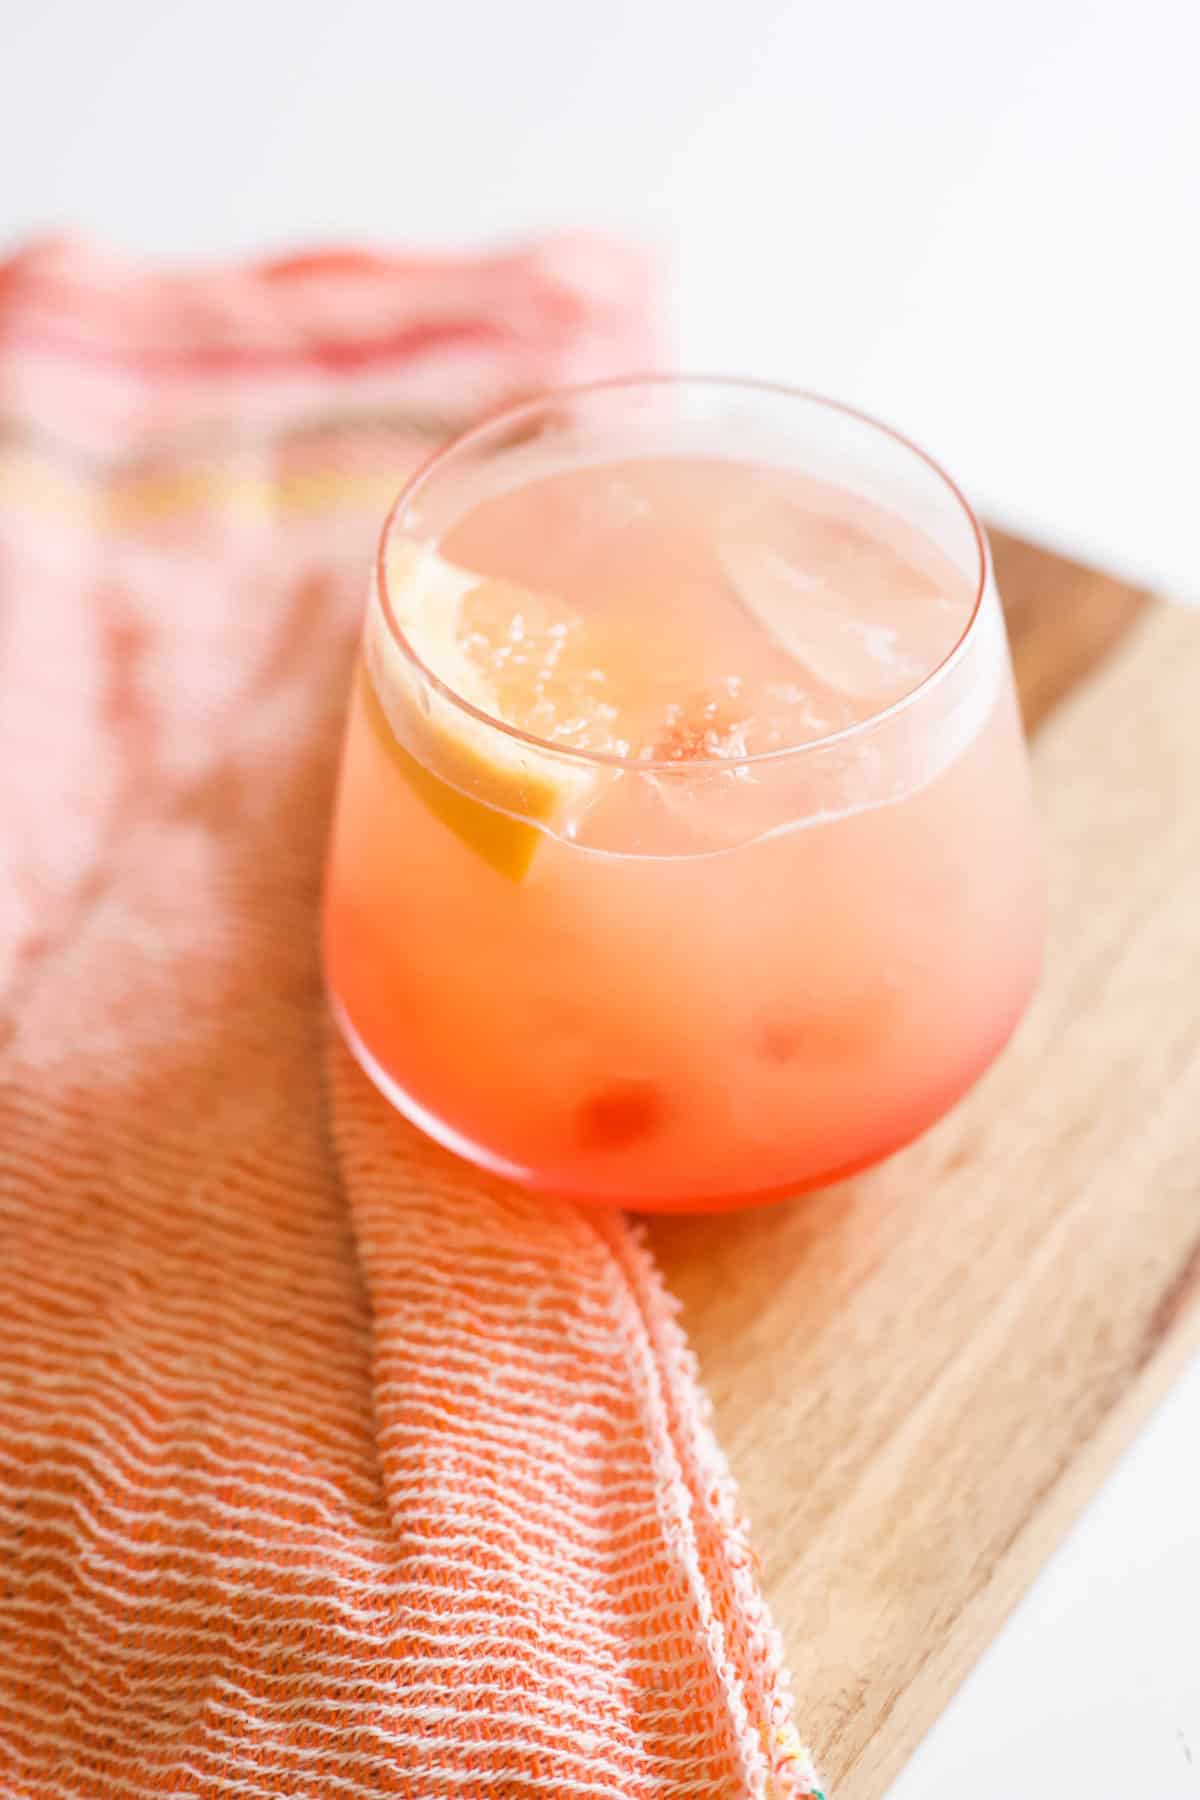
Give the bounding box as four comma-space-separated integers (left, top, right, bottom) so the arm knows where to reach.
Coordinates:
324, 380, 1043, 1210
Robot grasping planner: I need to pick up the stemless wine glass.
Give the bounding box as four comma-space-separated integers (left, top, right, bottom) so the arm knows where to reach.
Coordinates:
323, 378, 1043, 1210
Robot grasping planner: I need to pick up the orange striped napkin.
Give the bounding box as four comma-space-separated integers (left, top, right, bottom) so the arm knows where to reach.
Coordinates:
0, 238, 821, 1800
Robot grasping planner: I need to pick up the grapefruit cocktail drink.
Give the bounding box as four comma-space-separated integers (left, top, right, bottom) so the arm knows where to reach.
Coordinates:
324, 379, 1042, 1210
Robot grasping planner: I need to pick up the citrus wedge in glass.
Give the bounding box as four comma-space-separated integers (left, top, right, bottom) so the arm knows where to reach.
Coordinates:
362, 542, 603, 881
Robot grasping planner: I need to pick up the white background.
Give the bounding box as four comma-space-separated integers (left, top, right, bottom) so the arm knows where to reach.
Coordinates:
4, 0, 1200, 597
4, 2, 1199, 1792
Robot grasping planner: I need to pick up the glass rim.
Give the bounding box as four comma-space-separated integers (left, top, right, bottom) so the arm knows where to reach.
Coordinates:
375, 374, 991, 773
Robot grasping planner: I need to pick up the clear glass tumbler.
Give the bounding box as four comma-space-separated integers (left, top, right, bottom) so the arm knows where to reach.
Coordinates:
324, 379, 1043, 1210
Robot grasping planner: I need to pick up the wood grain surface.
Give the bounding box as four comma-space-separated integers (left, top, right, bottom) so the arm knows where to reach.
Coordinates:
647, 529, 1200, 1798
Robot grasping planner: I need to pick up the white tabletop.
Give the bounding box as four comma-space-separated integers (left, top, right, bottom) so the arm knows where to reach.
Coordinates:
4, 1, 1198, 1789
889, 1354, 1200, 1799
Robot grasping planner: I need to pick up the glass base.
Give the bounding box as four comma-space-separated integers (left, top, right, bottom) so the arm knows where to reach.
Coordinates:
331, 993, 536, 1189
330, 989, 1033, 1214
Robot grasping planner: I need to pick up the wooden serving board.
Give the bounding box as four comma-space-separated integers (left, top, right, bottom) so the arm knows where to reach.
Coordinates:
647, 531, 1200, 1798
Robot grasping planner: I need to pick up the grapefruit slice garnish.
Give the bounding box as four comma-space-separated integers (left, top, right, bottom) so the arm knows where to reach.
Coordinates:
362, 542, 597, 881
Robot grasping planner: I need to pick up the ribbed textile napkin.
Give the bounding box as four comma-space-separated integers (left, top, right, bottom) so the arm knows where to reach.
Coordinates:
0, 238, 821, 1800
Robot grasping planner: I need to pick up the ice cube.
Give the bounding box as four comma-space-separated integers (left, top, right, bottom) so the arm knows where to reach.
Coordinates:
718, 533, 932, 700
